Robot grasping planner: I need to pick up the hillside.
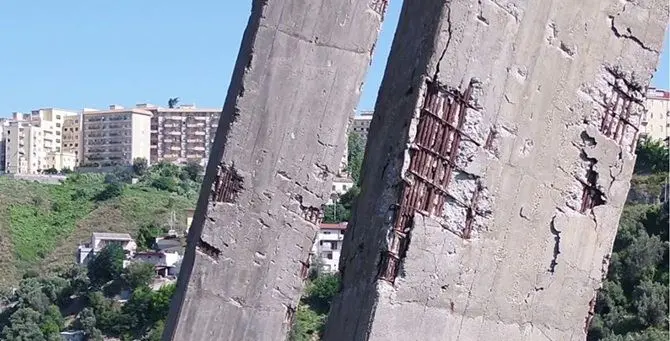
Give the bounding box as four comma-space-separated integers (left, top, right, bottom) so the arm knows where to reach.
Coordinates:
0, 164, 198, 290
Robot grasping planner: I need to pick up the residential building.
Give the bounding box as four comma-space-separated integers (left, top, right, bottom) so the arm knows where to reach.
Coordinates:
144, 104, 220, 166
44, 151, 77, 171
329, 177, 355, 204
81, 105, 152, 167
351, 111, 373, 140
311, 222, 347, 273
641, 88, 670, 142
77, 232, 137, 264
62, 113, 83, 166
133, 251, 183, 277
4, 120, 44, 174
29, 108, 76, 154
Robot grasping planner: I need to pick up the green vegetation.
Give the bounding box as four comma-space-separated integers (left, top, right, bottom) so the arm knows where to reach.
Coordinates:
588, 138, 669, 340
290, 272, 340, 341
0, 163, 198, 289
323, 132, 365, 224
0, 244, 176, 340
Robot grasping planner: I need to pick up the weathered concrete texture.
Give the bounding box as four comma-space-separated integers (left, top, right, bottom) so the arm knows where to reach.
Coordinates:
163, 1, 384, 340
324, 0, 667, 340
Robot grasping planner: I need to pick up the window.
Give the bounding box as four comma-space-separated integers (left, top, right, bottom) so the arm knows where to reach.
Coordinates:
331, 241, 338, 250
326, 253, 333, 260
332, 185, 336, 191
56, 115, 61, 119
56, 123, 61, 128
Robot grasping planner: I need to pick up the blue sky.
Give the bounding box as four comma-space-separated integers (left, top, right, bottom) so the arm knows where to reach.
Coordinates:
0, 1, 667, 117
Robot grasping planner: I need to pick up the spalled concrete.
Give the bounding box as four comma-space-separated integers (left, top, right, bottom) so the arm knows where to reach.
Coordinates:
324, 0, 667, 340
162, 1, 384, 340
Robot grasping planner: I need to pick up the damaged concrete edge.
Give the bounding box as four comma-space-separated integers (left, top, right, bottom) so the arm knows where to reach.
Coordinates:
161, 2, 267, 340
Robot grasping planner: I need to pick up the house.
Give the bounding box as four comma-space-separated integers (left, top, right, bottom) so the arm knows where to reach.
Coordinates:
77, 232, 137, 264
329, 177, 355, 204
311, 222, 347, 273
154, 236, 183, 254
133, 250, 183, 277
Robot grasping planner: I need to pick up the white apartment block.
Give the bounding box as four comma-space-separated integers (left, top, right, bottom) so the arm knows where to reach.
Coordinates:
311, 222, 347, 273
143, 104, 220, 166
4, 121, 44, 174
82, 105, 152, 167
641, 88, 670, 142
29, 108, 75, 154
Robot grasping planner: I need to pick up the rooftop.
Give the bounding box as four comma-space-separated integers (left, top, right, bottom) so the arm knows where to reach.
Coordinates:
92, 232, 133, 241
320, 222, 347, 230
83, 107, 153, 117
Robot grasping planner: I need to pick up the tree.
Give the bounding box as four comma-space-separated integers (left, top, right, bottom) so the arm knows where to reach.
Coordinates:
634, 137, 669, 174
322, 203, 349, 223
87, 244, 126, 289
339, 186, 360, 211
136, 223, 162, 251
290, 304, 325, 341
95, 182, 123, 201
346, 132, 365, 185
122, 262, 156, 290
182, 161, 204, 182
39, 305, 64, 340
1, 308, 45, 341
59, 167, 72, 175
62, 265, 90, 296
76, 307, 97, 335
168, 97, 180, 109
304, 273, 340, 315
133, 158, 148, 176
151, 176, 178, 192
15, 278, 50, 313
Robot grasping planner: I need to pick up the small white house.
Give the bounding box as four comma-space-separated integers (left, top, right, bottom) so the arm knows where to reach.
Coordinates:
329, 177, 355, 204
77, 232, 137, 264
311, 222, 347, 273
133, 251, 183, 277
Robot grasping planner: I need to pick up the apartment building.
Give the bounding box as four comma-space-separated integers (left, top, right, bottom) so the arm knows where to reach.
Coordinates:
30, 108, 75, 153
62, 113, 83, 165
143, 104, 220, 166
311, 222, 347, 273
81, 106, 152, 167
351, 111, 373, 140
4, 120, 44, 174
641, 88, 670, 142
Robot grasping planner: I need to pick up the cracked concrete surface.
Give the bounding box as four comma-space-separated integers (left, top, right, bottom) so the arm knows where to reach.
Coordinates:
324, 0, 667, 340
162, 1, 383, 340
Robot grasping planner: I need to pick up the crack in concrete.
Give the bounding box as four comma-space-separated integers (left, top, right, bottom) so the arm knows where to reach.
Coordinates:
259, 23, 369, 55
433, 3, 453, 83
608, 15, 658, 53
548, 215, 561, 274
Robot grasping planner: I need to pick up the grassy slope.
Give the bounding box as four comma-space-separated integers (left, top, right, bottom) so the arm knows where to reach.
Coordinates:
0, 176, 195, 289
